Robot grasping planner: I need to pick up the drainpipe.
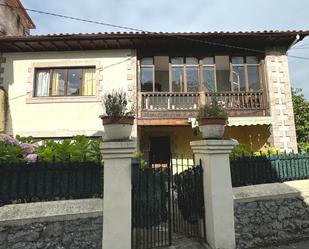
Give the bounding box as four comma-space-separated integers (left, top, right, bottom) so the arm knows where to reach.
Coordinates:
0, 87, 6, 132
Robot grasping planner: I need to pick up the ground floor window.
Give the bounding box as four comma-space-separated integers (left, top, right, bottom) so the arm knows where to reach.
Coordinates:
34, 67, 96, 97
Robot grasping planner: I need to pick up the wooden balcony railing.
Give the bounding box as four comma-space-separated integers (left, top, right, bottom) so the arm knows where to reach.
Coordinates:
141, 92, 200, 110
205, 91, 265, 110
140, 92, 200, 118
139, 91, 267, 118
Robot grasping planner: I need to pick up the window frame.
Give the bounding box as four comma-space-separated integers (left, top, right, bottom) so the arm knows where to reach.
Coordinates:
230, 56, 262, 92
201, 56, 217, 92
34, 66, 96, 97
140, 57, 155, 92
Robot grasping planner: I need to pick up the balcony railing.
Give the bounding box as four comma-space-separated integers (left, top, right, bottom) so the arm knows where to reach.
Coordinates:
139, 91, 267, 118
205, 91, 265, 110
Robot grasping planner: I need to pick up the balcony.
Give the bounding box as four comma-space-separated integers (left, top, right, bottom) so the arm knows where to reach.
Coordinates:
138, 91, 267, 119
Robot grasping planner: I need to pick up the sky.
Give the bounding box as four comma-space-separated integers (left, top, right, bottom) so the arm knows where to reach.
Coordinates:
23, 0, 309, 98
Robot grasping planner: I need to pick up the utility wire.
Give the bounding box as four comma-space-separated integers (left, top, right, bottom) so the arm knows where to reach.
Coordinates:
1, 3, 309, 61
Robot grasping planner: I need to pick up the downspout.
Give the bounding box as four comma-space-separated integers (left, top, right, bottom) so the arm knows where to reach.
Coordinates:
0, 86, 6, 132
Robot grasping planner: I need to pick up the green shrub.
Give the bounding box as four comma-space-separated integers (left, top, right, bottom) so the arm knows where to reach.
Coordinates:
103, 90, 134, 117
35, 135, 102, 162
231, 144, 250, 157
197, 98, 228, 120
298, 142, 309, 153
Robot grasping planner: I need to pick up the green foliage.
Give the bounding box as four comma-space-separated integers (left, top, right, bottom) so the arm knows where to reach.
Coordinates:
298, 142, 309, 153
0, 140, 25, 163
231, 144, 250, 157
197, 98, 228, 120
254, 144, 278, 156
35, 135, 102, 162
103, 90, 134, 117
133, 150, 147, 169
292, 88, 309, 149
15, 135, 36, 144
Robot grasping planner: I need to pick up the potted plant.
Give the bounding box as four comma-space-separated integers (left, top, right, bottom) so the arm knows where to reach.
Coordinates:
196, 98, 228, 139
100, 90, 135, 141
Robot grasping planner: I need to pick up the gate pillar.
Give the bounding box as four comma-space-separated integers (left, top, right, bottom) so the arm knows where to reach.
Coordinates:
190, 139, 237, 249
100, 141, 137, 249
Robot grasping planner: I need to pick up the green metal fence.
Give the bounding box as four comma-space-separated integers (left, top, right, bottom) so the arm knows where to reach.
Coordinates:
230, 152, 309, 187
0, 160, 103, 205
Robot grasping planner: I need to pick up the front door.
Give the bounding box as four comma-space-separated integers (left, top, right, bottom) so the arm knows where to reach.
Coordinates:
149, 136, 171, 165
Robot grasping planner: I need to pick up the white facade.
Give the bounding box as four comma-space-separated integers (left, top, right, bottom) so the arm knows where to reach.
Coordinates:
2, 49, 137, 138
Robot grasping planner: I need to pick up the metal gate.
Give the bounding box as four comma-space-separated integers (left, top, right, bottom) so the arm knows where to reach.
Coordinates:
131, 157, 206, 249
171, 159, 206, 240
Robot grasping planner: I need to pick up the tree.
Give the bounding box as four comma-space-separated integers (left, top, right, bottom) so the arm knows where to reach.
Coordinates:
292, 88, 309, 152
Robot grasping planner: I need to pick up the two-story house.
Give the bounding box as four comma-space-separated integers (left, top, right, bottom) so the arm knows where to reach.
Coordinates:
0, 31, 307, 162
0, 0, 35, 36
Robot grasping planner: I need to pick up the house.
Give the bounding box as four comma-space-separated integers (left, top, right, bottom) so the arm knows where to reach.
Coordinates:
0, 30, 308, 162
0, 0, 35, 36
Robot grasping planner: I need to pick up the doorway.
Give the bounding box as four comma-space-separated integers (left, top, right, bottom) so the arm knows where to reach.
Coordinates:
149, 136, 171, 165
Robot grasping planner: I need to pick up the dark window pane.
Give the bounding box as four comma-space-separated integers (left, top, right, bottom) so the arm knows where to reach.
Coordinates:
51, 69, 66, 96
186, 57, 198, 65
203, 66, 216, 92
202, 57, 214, 65
171, 57, 184, 65
248, 66, 260, 90
186, 66, 199, 92
215, 56, 230, 91
232, 57, 244, 64
246, 56, 259, 64
232, 66, 245, 91
35, 69, 50, 96
68, 69, 81, 96
141, 67, 153, 92
171, 67, 184, 92
141, 57, 153, 65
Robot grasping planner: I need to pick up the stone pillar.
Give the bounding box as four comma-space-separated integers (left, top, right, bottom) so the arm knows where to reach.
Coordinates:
265, 48, 298, 152
190, 139, 237, 249
100, 141, 137, 249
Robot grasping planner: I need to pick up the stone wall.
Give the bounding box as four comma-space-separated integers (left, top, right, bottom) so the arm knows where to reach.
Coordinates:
234, 180, 309, 249
0, 199, 103, 249
265, 48, 298, 152
0, 217, 102, 249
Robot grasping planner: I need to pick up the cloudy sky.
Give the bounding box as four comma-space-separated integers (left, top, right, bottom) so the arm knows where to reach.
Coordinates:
24, 0, 309, 98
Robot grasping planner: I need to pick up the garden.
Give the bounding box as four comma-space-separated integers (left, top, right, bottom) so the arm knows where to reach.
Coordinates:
0, 134, 103, 206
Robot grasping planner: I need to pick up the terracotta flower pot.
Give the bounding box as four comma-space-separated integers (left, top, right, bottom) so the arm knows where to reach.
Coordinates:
100, 116, 134, 141
198, 118, 227, 139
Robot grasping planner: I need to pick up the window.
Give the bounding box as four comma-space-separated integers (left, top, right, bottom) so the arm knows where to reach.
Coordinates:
34, 67, 96, 97
170, 57, 199, 92
186, 57, 199, 92
231, 56, 261, 92
202, 57, 216, 92
215, 56, 230, 91
140, 58, 154, 92
171, 57, 184, 92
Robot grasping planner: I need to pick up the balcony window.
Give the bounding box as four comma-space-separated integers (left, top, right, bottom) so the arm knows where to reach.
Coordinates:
231, 56, 261, 92
215, 56, 230, 92
34, 67, 96, 97
186, 57, 199, 92
154, 56, 169, 92
171, 57, 184, 92
141, 57, 154, 92
202, 57, 216, 92
171, 57, 199, 92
